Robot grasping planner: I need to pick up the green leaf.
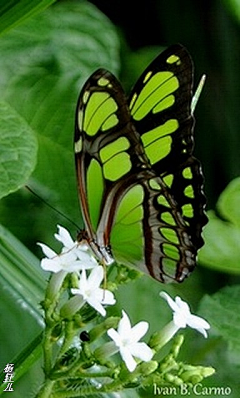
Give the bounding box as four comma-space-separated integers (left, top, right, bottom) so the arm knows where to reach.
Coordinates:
0, 0, 56, 36
223, 0, 240, 23
0, 101, 38, 199
0, 1, 120, 220
0, 223, 45, 322
199, 285, 240, 353
0, 332, 43, 395
217, 177, 240, 227
199, 178, 240, 275
199, 210, 240, 274
0, 224, 45, 388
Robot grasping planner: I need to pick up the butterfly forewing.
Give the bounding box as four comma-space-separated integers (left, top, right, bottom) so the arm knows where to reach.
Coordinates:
74, 69, 145, 261
128, 44, 208, 252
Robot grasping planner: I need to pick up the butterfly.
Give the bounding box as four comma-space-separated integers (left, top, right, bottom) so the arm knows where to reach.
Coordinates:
74, 44, 208, 283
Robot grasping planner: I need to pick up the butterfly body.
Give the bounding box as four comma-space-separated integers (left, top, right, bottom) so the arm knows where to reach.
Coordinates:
75, 44, 208, 283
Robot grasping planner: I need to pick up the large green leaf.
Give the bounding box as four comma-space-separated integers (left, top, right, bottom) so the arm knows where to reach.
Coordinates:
199, 178, 240, 275
0, 0, 120, 222
0, 223, 45, 393
199, 285, 240, 353
217, 177, 240, 227
0, 0, 56, 36
0, 101, 37, 199
0, 223, 45, 321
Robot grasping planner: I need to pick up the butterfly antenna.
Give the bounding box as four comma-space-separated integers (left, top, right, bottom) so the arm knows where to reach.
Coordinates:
25, 185, 80, 230
191, 74, 206, 114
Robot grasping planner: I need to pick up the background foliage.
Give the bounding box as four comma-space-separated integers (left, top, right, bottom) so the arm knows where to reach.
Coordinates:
0, 0, 240, 397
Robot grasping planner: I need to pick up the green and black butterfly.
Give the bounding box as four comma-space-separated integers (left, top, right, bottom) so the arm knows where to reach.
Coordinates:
74, 44, 208, 283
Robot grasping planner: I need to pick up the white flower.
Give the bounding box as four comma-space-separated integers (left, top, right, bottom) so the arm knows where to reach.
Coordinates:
160, 292, 210, 338
54, 225, 90, 255
107, 310, 153, 372
150, 293, 210, 351
38, 225, 98, 273
55, 225, 98, 266
71, 267, 116, 316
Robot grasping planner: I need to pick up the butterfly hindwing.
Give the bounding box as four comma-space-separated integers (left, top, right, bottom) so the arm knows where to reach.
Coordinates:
110, 174, 197, 282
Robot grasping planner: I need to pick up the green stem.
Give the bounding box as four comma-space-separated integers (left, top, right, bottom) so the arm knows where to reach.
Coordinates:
43, 328, 54, 375
58, 321, 76, 357
51, 380, 122, 397
35, 379, 55, 398
52, 368, 114, 380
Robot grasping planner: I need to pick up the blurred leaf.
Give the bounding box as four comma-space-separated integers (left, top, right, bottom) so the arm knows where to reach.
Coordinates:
0, 0, 120, 222
0, 224, 45, 389
0, 0, 56, 36
0, 223, 46, 323
199, 285, 240, 353
0, 101, 37, 199
0, 332, 43, 395
199, 210, 240, 274
217, 177, 240, 227
199, 178, 240, 275
223, 0, 240, 22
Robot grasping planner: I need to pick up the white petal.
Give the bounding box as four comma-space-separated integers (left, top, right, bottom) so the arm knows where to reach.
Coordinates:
107, 328, 123, 347
55, 225, 75, 248
59, 250, 78, 264
129, 342, 153, 362
160, 291, 179, 312
71, 288, 82, 296
76, 242, 89, 251
79, 269, 88, 292
87, 296, 106, 316
85, 257, 99, 268
120, 347, 137, 372
38, 243, 56, 259
173, 311, 188, 328
75, 253, 98, 269
71, 259, 97, 271
88, 266, 104, 289
197, 327, 208, 338
186, 314, 210, 335
129, 321, 149, 343
75, 247, 98, 263
175, 296, 190, 313
118, 310, 132, 336
95, 289, 116, 305
64, 260, 88, 272
40, 258, 62, 273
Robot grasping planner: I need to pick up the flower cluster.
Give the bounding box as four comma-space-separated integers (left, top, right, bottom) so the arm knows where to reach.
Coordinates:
39, 225, 211, 373
38, 225, 98, 273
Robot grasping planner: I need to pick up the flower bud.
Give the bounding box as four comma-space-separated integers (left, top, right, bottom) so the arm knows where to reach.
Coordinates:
60, 295, 84, 319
